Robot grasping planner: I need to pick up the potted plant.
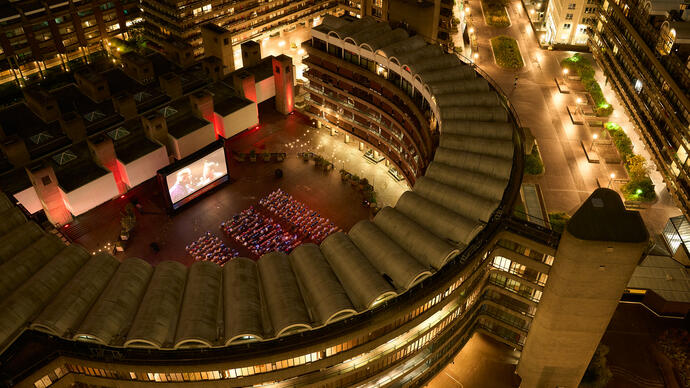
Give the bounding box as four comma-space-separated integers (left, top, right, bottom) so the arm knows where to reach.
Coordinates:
358, 177, 369, 191
301, 152, 309, 161
249, 150, 257, 162
263, 152, 271, 162
350, 174, 360, 186
340, 169, 350, 181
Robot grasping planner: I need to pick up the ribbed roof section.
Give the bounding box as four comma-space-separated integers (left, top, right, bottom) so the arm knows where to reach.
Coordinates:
258, 252, 311, 336
126, 261, 187, 348
223, 257, 263, 344
289, 244, 356, 325
32, 253, 119, 336
75, 258, 153, 345
320, 232, 397, 310
175, 261, 222, 348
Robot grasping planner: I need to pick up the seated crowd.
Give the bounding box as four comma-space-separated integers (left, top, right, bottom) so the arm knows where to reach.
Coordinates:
260, 189, 340, 244
185, 232, 239, 266
221, 206, 301, 257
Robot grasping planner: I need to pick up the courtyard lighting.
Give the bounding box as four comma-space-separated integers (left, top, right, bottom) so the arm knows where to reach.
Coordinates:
278, 40, 286, 47
530, 9, 535, 14
576, 97, 582, 104
469, 27, 474, 33
298, 48, 305, 55
465, 6, 470, 13
608, 173, 615, 188
562, 68, 569, 75
473, 52, 479, 59
590, 134, 598, 151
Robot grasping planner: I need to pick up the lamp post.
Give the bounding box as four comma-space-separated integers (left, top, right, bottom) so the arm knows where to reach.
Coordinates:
590, 134, 598, 152
562, 68, 569, 76
608, 173, 615, 188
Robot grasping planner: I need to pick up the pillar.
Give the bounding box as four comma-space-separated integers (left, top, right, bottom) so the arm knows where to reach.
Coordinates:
272, 55, 294, 115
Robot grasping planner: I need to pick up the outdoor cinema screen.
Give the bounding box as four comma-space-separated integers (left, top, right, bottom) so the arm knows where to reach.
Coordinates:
165, 147, 228, 205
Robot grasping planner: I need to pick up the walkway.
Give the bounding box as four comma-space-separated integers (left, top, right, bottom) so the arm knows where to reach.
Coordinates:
427, 333, 521, 388
232, 105, 410, 208
464, 0, 681, 233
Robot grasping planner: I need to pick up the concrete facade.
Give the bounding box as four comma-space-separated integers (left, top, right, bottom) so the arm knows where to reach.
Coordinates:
517, 188, 649, 387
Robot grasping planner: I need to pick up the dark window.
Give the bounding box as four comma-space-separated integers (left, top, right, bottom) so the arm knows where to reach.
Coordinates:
97, 86, 104, 91
41, 176, 51, 185
275, 65, 280, 73
46, 105, 53, 110
286, 66, 291, 73
312, 37, 327, 51
344, 50, 359, 65
223, 38, 229, 45
327, 44, 342, 58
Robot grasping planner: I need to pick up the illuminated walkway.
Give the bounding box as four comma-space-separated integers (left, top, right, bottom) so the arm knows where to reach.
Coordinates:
465, 0, 681, 233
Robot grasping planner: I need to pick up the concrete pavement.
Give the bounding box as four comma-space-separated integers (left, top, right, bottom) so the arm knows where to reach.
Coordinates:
465, 0, 680, 233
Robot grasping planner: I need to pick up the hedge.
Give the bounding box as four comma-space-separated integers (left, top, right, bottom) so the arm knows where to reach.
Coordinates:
606, 122, 656, 202
548, 212, 570, 233
561, 54, 613, 116
481, 0, 510, 27
524, 146, 544, 175
491, 36, 524, 70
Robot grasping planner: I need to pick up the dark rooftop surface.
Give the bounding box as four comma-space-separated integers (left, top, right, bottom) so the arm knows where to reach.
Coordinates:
202, 23, 228, 34
51, 84, 123, 134
0, 165, 31, 194
167, 114, 210, 139
0, 103, 50, 137
243, 56, 274, 82
52, 143, 110, 192
567, 188, 648, 243
113, 122, 164, 164
215, 95, 253, 116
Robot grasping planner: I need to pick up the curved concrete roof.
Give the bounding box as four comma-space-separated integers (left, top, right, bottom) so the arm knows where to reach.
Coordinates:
223, 257, 263, 344
0, 15, 520, 351
126, 261, 187, 348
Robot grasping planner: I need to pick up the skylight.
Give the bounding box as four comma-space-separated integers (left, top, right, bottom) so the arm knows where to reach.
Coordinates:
52, 150, 77, 166
107, 127, 130, 140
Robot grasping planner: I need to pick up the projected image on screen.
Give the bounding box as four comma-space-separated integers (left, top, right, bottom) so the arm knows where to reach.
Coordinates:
166, 148, 228, 205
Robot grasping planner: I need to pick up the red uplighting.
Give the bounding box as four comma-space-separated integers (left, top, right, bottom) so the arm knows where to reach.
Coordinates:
120, 195, 126, 199
63, 224, 69, 228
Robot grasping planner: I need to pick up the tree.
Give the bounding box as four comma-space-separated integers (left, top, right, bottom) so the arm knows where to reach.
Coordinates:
625, 154, 648, 182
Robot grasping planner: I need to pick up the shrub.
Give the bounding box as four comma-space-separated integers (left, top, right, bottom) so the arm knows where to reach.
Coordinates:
524, 147, 544, 175
606, 123, 633, 163
491, 36, 524, 70
548, 212, 570, 233
561, 54, 613, 116
481, 0, 510, 27
658, 329, 690, 388
622, 177, 656, 202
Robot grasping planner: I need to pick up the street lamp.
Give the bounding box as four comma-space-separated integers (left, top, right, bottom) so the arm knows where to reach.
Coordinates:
473, 52, 479, 60
562, 68, 569, 75
608, 173, 615, 188
576, 97, 582, 104
590, 134, 598, 151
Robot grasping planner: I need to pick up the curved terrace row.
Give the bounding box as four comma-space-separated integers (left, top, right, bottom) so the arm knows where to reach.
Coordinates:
0, 15, 521, 353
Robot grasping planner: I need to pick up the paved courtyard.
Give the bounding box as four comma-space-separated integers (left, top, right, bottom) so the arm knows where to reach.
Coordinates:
64, 103, 410, 265
464, 0, 681, 234
427, 333, 521, 388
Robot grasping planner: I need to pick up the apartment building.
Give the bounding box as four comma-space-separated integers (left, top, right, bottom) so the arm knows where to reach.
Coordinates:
343, 0, 457, 51
544, 0, 599, 45
589, 0, 690, 258
142, 0, 341, 60
0, 0, 142, 86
